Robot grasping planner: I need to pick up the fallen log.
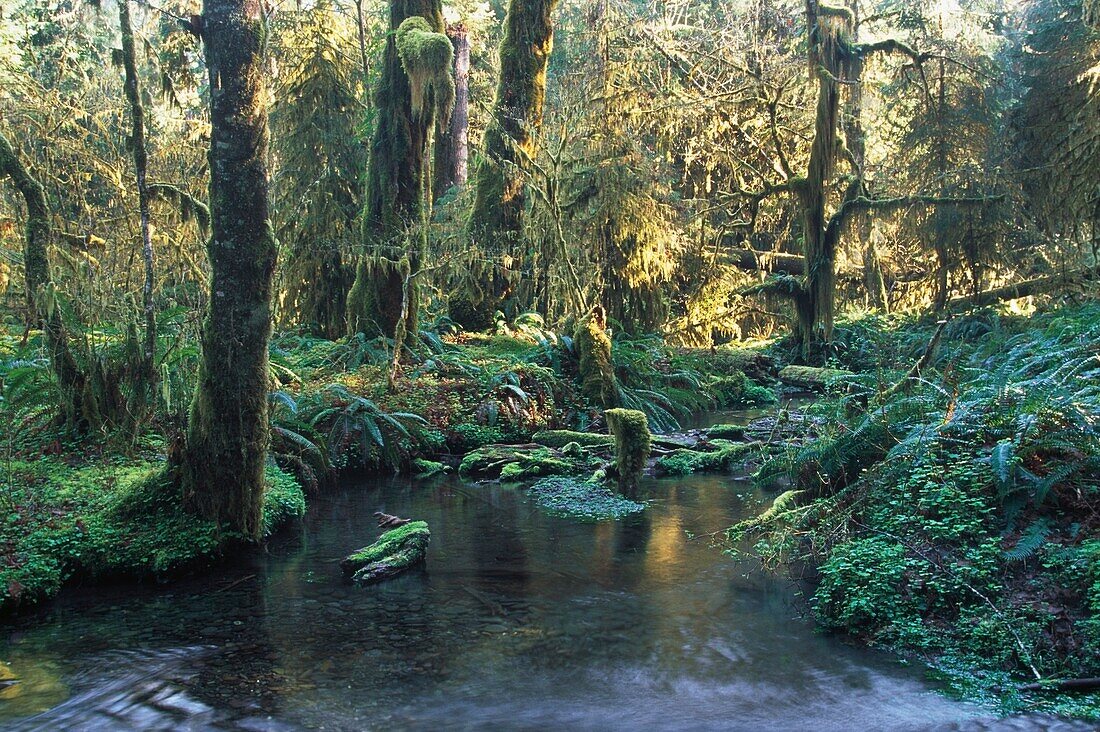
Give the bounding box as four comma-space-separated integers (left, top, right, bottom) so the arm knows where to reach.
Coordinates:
947, 270, 1092, 310
1019, 678, 1100, 693
778, 365, 856, 389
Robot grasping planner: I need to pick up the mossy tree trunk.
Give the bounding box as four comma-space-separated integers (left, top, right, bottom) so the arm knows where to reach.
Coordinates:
118, 0, 158, 394
0, 134, 49, 318
606, 408, 651, 498
434, 22, 469, 198
796, 0, 853, 352
181, 0, 278, 540
0, 132, 92, 429
346, 0, 447, 340
449, 0, 559, 329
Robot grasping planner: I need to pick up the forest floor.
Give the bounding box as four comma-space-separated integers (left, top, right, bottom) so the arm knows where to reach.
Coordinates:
1, 303, 1098, 719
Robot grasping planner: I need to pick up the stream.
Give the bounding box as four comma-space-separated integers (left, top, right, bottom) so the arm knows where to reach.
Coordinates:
0, 415, 1092, 730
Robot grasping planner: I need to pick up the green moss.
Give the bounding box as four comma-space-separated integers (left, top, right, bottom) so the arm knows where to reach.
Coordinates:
459, 444, 585, 481
412, 458, 448, 477
574, 306, 620, 408
705, 424, 745, 440
656, 441, 757, 476
341, 520, 430, 585
0, 458, 305, 615
777, 365, 854, 389
394, 16, 454, 120
605, 408, 651, 495
527, 477, 644, 521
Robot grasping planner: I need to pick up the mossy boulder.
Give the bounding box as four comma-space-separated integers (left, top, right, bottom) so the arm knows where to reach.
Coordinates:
605, 408, 652, 496
458, 444, 592, 481
341, 521, 430, 585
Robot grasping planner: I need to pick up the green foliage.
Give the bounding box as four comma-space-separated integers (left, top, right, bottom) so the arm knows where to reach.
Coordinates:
707, 372, 776, 408
0, 458, 304, 614
736, 304, 1100, 712
526, 477, 645, 521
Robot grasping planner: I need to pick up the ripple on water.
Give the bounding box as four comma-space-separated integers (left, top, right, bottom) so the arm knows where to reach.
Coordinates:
0, 470, 1092, 731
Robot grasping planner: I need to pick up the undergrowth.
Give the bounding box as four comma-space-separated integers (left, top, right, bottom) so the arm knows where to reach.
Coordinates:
729, 303, 1100, 719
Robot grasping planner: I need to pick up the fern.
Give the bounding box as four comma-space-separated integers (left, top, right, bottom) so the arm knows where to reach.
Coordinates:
1003, 519, 1051, 562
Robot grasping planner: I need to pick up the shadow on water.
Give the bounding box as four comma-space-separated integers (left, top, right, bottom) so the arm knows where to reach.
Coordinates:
0, 464, 1092, 730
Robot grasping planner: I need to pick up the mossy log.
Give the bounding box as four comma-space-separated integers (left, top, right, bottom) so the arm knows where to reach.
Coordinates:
532, 430, 614, 449
777, 365, 855, 390
605, 408, 652, 496
458, 443, 593, 481
655, 441, 759, 476
341, 520, 430, 585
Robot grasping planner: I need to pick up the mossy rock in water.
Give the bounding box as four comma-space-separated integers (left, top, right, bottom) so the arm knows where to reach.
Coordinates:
655, 441, 758, 476
527, 477, 644, 521
341, 521, 430, 585
458, 444, 592, 481
412, 458, 449, 478
605, 408, 652, 495
532, 430, 614, 449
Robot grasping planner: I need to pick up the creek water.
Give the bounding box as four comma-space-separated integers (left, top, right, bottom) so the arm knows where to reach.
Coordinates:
0, 426, 1090, 730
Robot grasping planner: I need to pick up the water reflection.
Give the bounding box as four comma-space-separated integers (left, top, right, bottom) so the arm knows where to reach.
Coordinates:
0, 473, 1089, 731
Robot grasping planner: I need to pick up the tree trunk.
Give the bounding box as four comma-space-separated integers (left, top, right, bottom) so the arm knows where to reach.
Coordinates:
118, 0, 158, 385
797, 0, 851, 352
841, 0, 886, 312
434, 22, 469, 198
450, 0, 559, 329
181, 0, 279, 539
0, 134, 49, 317
346, 0, 447, 339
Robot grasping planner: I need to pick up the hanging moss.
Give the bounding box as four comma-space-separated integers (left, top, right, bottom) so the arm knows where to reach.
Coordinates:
347, 1, 449, 340
449, 0, 560, 328
395, 16, 454, 121
574, 305, 620, 409
605, 408, 651, 496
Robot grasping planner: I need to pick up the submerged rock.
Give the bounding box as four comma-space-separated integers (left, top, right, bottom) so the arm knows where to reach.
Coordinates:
341, 521, 430, 585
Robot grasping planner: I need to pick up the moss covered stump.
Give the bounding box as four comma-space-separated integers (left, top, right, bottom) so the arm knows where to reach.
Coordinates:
341, 521, 430, 585
605, 408, 651, 496
574, 305, 620, 408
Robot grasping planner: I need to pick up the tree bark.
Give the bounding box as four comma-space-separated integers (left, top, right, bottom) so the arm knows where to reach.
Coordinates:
434, 22, 469, 198
181, 0, 278, 539
797, 0, 852, 353
450, 0, 559, 329
346, 0, 446, 339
